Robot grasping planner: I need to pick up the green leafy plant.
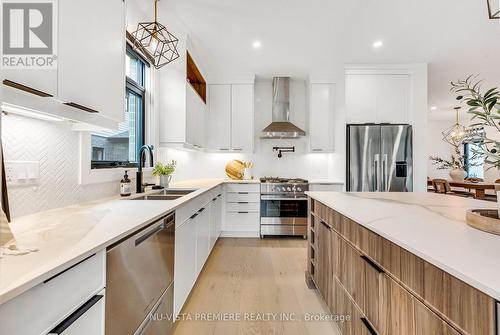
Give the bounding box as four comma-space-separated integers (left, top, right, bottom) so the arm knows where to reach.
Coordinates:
451, 75, 500, 170
429, 144, 468, 170
152, 160, 177, 176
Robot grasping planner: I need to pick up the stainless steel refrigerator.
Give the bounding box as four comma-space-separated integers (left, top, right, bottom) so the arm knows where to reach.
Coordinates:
346, 124, 413, 192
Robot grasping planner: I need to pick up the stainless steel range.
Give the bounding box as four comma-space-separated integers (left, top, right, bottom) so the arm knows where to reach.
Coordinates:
260, 177, 309, 238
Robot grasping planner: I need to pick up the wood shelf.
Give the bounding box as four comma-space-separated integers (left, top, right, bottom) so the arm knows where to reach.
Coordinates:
186, 51, 206, 103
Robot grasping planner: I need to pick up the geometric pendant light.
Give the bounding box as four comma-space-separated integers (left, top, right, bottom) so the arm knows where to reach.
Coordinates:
487, 0, 500, 19
132, 0, 180, 69
442, 107, 467, 146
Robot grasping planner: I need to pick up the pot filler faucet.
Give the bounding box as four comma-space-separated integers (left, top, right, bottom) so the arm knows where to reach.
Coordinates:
136, 145, 154, 194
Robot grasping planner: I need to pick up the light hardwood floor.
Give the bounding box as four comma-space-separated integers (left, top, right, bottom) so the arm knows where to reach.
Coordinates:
173, 238, 340, 335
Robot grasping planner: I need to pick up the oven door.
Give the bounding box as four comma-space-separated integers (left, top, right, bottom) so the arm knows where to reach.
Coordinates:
260, 195, 308, 226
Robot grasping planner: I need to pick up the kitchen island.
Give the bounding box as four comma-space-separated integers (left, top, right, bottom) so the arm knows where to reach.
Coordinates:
306, 191, 500, 335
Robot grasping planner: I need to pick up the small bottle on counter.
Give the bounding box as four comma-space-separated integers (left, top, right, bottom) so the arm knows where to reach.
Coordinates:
120, 170, 131, 197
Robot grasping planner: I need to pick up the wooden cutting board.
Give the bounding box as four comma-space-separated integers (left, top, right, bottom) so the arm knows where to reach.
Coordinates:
225, 160, 245, 180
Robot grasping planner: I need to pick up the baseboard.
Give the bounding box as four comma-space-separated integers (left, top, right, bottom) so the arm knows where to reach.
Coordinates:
220, 231, 260, 238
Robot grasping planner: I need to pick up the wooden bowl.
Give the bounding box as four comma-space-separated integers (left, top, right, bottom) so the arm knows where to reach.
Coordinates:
466, 209, 500, 236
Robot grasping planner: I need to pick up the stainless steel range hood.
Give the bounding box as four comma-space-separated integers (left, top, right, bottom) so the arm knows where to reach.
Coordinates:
261, 77, 306, 139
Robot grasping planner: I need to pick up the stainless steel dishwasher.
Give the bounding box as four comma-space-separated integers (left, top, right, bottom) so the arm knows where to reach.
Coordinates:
105, 212, 175, 335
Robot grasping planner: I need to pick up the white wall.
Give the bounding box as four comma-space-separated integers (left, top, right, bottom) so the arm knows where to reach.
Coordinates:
1, 115, 126, 218
158, 79, 345, 182
427, 120, 454, 179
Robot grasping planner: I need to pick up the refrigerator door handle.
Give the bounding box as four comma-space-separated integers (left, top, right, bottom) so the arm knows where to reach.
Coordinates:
382, 154, 388, 192
374, 154, 380, 191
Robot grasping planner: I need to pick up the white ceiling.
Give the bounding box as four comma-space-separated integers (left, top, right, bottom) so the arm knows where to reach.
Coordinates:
161, 0, 500, 120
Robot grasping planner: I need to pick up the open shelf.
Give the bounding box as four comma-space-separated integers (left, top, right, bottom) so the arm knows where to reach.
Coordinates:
186, 51, 206, 103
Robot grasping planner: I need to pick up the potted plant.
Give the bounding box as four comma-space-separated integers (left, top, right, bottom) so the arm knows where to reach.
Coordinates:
429, 144, 469, 181
451, 75, 500, 212
152, 160, 177, 188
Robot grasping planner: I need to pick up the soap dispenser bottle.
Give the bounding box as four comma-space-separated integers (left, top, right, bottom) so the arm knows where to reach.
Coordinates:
120, 170, 131, 197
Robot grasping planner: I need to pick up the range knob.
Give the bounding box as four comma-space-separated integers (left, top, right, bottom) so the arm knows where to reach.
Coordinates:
287, 187, 292, 191
297, 187, 302, 192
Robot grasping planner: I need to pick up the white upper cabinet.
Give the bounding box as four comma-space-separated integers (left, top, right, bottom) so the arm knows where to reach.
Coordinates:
206, 83, 254, 152
345, 73, 410, 124
230, 84, 254, 152
186, 84, 206, 148
345, 74, 377, 123
375, 74, 410, 123
159, 48, 209, 150
207, 85, 231, 151
58, 0, 125, 122
309, 83, 336, 152
1, 69, 57, 98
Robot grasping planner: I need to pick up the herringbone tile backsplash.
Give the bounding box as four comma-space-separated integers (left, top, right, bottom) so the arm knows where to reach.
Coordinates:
2, 114, 119, 219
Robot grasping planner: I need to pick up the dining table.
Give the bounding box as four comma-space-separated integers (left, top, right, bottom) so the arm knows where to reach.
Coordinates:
428, 179, 497, 199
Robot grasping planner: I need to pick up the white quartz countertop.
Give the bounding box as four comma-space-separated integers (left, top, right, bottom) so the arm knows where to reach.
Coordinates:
0, 179, 231, 305
306, 191, 500, 301
308, 180, 344, 184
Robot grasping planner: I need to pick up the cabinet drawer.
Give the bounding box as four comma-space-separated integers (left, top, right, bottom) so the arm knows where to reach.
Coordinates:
337, 236, 365, 310
378, 274, 415, 335
423, 261, 495, 335
48, 291, 105, 335
414, 300, 460, 335
226, 202, 260, 212
224, 212, 260, 232
224, 183, 260, 193
0, 251, 105, 335
225, 192, 260, 203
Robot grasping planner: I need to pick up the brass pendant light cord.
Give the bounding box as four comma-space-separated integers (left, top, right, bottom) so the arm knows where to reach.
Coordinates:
154, 0, 158, 22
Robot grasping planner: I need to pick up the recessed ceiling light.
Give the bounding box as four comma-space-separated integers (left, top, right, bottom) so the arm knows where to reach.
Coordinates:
252, 40, 262, 49
430, 106, 438, 111
372, 40, 383, 48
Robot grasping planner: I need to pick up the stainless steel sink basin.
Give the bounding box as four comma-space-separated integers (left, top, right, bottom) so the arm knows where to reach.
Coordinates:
132, 195, 183, 201
154, 189, 198, 196
129, 189, 198, 201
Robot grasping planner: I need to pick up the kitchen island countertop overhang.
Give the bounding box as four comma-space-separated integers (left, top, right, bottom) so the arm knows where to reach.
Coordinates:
306, 191, 500, 301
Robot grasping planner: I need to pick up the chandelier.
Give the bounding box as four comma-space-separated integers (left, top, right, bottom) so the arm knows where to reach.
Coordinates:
132, 0, 180, 69
487, 0, 500, 19
442, 107, 467, 146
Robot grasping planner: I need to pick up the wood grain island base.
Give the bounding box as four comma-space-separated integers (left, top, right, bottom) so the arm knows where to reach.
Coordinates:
306, 198, 497, 335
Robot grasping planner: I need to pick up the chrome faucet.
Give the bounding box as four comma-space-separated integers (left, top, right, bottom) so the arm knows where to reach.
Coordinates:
136, 145, 154, 194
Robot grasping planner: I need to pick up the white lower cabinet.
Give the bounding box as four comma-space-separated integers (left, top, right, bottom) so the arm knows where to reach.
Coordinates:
209, 194, 222, 250
195, 206, 210, 275
0, 251, 106, 335
223, 183, 260, 237
174, 214, 197, 317
49, 291, 105, 335
174, 186, 222, 318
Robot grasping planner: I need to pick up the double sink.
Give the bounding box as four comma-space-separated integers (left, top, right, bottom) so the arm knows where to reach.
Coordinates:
131, 189, 198, 201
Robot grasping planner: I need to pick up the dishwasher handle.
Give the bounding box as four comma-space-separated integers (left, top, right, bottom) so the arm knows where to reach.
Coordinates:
135, 222, 165, 246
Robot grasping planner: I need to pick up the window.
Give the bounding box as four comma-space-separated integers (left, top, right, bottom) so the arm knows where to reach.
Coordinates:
464, 142, 485, 179
91, 46, 149, 169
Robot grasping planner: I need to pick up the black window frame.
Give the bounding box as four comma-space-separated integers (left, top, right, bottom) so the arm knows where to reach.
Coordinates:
91, 44, 149, 170
464, 141, 485, 178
